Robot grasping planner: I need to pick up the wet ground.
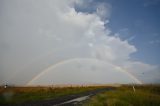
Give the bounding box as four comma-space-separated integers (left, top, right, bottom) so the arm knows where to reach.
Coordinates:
55, 95, 90, 106
3, 87, 113, 106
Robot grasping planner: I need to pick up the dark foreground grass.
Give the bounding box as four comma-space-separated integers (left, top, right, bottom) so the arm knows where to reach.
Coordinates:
84, 85, 160, 106
0, 86, 104, 105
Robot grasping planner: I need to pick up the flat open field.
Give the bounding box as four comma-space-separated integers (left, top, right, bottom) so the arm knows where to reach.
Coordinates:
0, 85, 160, 106
84, 84, 160, 106
0, 85, 112, 106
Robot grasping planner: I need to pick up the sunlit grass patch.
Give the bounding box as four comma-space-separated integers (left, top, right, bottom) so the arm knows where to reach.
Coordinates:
84, 85, 160, 106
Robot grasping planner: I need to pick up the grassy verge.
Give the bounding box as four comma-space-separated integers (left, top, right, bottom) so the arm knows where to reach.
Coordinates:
84, 85, 160, 106
0, 86, 104, 105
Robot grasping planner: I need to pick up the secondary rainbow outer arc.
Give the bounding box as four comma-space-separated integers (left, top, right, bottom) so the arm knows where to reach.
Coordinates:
27, 58, 142, 85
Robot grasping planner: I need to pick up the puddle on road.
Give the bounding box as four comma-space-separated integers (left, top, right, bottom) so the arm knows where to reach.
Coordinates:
55, 95, 90, 106
63, 95, 90, 103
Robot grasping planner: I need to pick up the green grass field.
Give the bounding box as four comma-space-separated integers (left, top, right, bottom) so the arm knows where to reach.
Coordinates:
1, 85, 160, 106
84, 85, 160, 106
0, 86, 103, 105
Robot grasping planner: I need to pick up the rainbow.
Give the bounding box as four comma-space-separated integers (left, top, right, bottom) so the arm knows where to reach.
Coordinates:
27, 58, 142, 85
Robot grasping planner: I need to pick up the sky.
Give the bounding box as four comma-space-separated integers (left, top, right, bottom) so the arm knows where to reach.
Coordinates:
0, 0, 160, 85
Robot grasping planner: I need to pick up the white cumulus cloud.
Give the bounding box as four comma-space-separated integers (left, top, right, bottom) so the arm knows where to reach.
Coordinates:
0, 0, 159, 85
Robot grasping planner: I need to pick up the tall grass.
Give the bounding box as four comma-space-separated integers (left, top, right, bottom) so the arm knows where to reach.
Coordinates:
84, 85, 160, 106
0, 86, 101, 105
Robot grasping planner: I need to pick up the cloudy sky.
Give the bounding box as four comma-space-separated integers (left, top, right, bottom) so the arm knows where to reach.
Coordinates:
0, 0, 160, 85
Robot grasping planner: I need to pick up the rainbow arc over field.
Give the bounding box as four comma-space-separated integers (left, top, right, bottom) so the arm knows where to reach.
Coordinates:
27, 58, 142, 85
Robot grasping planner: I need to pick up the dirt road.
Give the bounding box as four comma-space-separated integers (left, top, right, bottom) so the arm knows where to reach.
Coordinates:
3, 87, 113, 106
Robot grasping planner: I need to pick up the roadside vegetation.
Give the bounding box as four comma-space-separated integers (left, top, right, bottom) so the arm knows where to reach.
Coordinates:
1, 84, 160, 106
0, 85, 106, 105
84, 84, 160, 106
